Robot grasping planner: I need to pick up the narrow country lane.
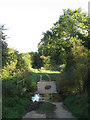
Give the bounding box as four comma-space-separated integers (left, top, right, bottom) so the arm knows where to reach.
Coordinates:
22, 74, 77, 119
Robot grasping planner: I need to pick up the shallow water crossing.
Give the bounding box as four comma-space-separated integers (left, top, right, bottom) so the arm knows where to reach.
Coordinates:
31, 93, 66, 102
23, 93, 77, 119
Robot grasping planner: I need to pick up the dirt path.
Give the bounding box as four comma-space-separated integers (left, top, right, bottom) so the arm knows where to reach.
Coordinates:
52, 102, 77, 119
22, 101, 77, 119
22, 110, 46, 119
22, 74, 77, 119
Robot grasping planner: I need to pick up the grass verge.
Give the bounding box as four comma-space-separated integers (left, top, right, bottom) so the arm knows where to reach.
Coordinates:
38, 102, 55, 113
64, 91, 89, 119
36, 102, 56, 118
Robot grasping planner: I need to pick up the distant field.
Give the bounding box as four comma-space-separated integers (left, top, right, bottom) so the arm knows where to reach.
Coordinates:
31, 68, 60, 73
31, 68, 60, 81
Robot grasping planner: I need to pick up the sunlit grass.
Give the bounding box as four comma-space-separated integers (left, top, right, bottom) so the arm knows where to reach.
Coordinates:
31, 68, 60, 81
40, 69, 60, 73
31, 68, 60, 73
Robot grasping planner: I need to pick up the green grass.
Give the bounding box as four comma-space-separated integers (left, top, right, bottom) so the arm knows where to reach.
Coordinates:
3, 97, 29, 118
31, 72, 40, 82
64, 91, 89, 119
36, 102, 56, 118
31, 68, 60, 73
37, 102, 55, 113
31, 68, 60, 81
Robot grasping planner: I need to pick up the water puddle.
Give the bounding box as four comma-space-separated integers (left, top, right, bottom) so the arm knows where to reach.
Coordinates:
31, 93, 66, 102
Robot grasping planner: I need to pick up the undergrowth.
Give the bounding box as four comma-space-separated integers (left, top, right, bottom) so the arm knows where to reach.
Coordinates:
64, 91, 89, 119
2, 69, 36, 118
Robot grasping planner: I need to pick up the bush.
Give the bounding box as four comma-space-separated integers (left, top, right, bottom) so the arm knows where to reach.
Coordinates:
59, 64, 66, 72
2, 68, 36, 118
64, 92, 88, 118
56, 38, 89, 94
56, 71, 73, 94
16, 53, 32, 70
3, 97, 29, 118
40, 56, 51, 68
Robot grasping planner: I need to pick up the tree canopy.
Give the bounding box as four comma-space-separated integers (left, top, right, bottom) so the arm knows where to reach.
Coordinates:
0, 25, 8, 67
38, 8, 89, 67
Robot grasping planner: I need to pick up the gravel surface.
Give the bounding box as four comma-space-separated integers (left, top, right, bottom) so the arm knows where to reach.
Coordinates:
37, 81, 57, 94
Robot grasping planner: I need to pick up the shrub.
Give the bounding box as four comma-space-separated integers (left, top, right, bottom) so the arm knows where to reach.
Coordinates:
2, 68, 36, 118
56, 71, 73, 94
64, 92, 88, 118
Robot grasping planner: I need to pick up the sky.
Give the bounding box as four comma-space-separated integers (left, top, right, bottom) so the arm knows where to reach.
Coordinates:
0, 0, 89, 53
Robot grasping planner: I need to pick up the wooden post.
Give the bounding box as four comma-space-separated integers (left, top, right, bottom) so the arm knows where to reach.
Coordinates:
40, 75, 42, 81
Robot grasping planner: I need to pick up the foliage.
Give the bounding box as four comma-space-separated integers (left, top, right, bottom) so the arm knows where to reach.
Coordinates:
38, 8, 89, 67
59, 64, 66, 72
29, 51, 43, 68
2, 8, 89, 119
3, 96, 29, 118
7, 48, 18, 65
2, 69, 36, 118
2, 48, 18, 78
16, 53, 32, 70
1, 29, 36, 118
38, 8, 89, 95
56, 42, 89, 94
64, 92, 88, 118
40, 55, 51, 68
0, 25, 8, 67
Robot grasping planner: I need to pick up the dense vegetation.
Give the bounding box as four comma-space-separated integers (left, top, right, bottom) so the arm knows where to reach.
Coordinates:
38, 8, 89, 118
1, 8, 89, 119
0, 25, 36, 118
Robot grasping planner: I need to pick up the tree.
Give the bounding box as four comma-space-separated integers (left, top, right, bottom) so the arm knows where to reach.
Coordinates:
38, 8, 89, 67
0, 25, 8, 68
16, 53, 32, 70
29, 52, 43, 68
